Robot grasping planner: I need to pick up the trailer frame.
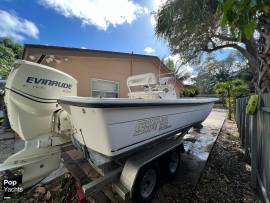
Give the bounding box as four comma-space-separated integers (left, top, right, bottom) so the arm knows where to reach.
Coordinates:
63, 130, 188, 202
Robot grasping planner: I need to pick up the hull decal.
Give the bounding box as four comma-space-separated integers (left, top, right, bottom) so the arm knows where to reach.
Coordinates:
111, 122, 199, 152
108, 107, 209, 125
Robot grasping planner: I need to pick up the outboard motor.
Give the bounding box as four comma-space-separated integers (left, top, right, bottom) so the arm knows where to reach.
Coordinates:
0, 60, 77, 188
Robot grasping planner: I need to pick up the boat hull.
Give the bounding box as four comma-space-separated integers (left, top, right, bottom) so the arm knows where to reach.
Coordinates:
59, 98, 215, 157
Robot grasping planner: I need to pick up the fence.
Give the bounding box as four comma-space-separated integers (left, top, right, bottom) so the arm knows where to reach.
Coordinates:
235, 94, 270, 203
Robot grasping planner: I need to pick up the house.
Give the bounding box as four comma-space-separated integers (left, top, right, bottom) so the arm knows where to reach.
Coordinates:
23, 44, 183, 98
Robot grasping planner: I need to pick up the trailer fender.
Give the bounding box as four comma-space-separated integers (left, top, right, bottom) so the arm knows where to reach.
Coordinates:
120, 135, 184, 198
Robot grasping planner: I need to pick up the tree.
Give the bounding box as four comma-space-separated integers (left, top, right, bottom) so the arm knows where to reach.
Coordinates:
194, 60, 230, 94
162, 57, 191, 82
0, 38, 23, 77
216, 0, 270, 93
155, 0, 270, 93
214, 79, 249, 119
194, 52, 249, 93
183, 85, 199, 97
1, 38, 23, 59
0, 45, 15, 77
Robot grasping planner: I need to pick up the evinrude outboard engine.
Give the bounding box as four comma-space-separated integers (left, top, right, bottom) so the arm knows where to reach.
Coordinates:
0, 60, 77, 188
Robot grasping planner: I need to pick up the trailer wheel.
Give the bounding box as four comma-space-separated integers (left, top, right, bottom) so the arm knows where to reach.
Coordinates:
161, 148, 181, 178
133, 163, 159, 203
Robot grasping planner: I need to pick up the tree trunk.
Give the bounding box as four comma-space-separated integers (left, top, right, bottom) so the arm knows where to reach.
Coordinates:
257, 13, 270, 93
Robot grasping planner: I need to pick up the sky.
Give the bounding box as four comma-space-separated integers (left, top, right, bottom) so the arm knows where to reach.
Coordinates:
0, 0, 170, 54
0, 0, 233, 81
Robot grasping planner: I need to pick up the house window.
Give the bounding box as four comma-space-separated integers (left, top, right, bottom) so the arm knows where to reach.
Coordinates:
91, 79, 119, 98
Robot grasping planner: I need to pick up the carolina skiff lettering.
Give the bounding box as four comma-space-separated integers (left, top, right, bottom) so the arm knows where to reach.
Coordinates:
134, 116, 171, 136
26, 77, 72, 89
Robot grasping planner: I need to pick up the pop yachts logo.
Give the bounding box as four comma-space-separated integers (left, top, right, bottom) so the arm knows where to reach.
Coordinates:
2, 178, 23, 200
26, 77, 72, 89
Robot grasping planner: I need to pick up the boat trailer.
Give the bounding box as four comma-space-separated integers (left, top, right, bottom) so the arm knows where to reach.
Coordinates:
62, 132, 187, 202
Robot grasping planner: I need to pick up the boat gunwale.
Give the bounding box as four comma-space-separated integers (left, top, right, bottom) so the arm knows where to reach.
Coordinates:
58, 97, 218, 108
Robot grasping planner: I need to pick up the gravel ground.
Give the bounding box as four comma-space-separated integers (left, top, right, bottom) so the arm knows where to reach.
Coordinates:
188, 119, 259, 202
192, 119, 260, 202
0, 139, 14, 163
154, 119, 259, 203
0, 130, 15, 163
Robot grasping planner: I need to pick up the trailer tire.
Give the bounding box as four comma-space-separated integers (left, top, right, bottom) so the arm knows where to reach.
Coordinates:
161, 147, 181, 178
132, 162, 159, 203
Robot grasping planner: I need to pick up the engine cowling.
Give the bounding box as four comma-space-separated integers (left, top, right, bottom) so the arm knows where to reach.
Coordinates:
5, 60, 77, 141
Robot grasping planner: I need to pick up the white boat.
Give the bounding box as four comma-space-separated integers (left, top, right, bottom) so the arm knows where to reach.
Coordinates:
58, 73, 217, 158
0, 60, 217, 190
